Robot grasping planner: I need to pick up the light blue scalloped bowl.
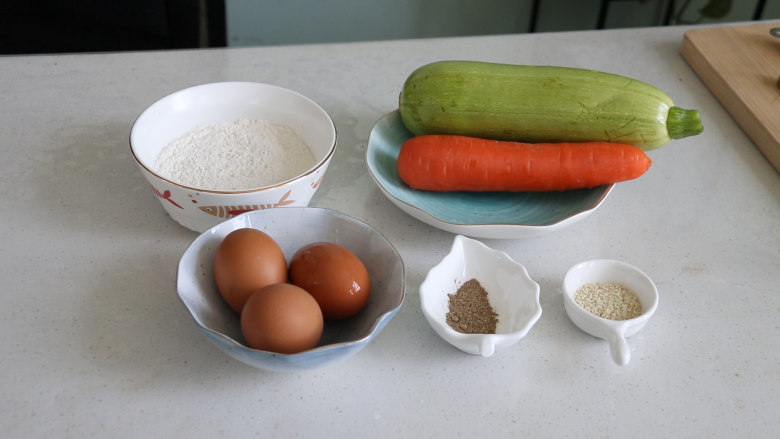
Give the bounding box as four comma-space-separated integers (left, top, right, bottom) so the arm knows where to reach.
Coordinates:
177, 207, 405, 371
366, 111, 614, 239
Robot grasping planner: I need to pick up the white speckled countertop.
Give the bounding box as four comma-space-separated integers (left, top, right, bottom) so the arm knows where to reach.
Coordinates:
1, 23, 779, 438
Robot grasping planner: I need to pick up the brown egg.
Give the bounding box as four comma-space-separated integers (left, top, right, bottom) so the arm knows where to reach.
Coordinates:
289, 242, 371, 320
241, 283, 323, 353
213, 228, 287, 313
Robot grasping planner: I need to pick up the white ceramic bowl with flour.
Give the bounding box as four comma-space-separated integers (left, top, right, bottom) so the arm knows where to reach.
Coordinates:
130, 82, 337, 232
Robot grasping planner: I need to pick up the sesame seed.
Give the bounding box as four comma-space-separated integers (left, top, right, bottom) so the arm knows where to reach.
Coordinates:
573, 282, 642, 320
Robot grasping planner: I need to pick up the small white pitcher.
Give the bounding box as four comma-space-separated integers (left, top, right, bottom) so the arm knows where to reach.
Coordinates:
563, 259, 659, 366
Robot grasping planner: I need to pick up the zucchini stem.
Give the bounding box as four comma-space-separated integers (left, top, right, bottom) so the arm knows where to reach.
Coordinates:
667, 106, 703, 140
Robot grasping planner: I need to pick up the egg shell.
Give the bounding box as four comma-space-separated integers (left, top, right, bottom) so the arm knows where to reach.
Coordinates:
213, 228, 288, 313
240, 283, 324, 354
289, 242, 371, 320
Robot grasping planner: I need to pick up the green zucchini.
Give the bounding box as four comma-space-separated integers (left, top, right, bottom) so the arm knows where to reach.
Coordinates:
399, 60, 703, 150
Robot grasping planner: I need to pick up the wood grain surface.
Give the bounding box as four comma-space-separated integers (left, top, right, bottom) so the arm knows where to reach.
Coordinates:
680, 21, 780, 172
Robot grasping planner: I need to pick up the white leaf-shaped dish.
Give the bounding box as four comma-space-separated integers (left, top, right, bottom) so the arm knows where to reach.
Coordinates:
419, 235, 542, 356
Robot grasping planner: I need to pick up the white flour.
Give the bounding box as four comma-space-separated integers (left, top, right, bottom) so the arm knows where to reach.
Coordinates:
154, 119, 316, 191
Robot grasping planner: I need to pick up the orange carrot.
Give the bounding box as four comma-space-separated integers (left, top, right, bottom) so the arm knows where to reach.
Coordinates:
397, 135, 651, 192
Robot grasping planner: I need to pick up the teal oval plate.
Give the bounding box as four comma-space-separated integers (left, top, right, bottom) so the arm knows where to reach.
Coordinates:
365, 111, 614, 239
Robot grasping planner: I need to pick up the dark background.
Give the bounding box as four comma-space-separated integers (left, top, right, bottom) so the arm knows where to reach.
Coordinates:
0, 0, 226, 54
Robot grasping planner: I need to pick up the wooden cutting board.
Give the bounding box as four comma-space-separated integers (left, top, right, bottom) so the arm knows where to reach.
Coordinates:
680, 21, 780, 173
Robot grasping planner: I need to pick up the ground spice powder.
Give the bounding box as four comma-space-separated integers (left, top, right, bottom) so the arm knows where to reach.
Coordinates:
446, 279, 498, 334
